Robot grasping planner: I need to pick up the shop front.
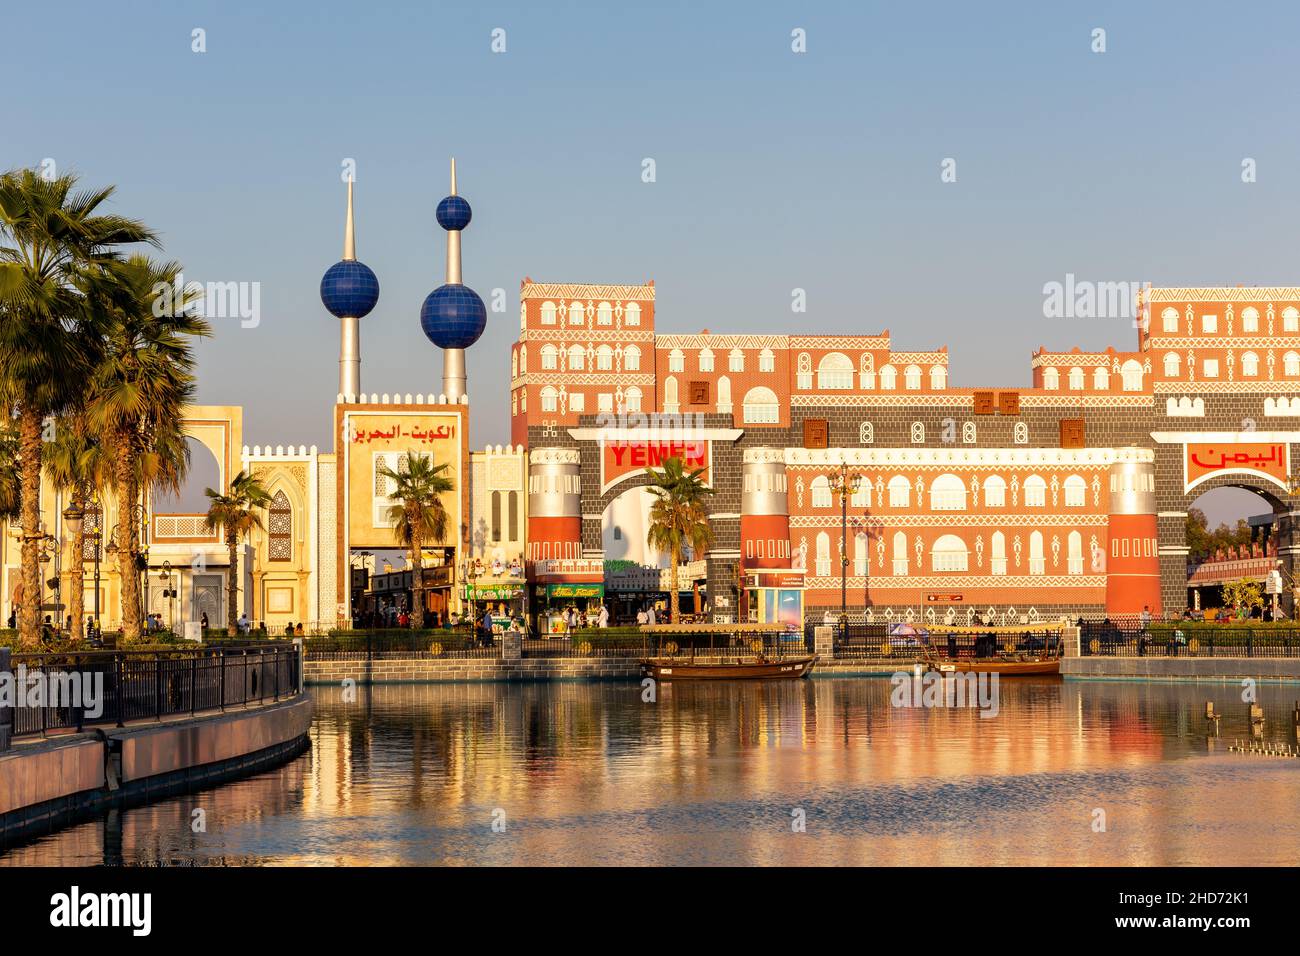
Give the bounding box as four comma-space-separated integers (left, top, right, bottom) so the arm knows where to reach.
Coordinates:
537, 582, 605, 634
466, 581, 525, 627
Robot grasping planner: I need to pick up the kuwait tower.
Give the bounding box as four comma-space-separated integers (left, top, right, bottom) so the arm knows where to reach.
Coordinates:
320, 178, 380, 401
420, 159, 487, 401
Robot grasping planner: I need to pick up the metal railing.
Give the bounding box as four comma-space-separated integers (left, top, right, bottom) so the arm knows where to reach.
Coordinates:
806, 622, 1063, 662
1080, 622, 1300, 658
4, 644, 302, 739
304, 629, 501, 660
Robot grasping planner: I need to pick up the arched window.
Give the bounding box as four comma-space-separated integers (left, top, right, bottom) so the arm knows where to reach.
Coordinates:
596, 344, 613, 370
931, 534, 968, 572
1068, 530, 1083, 574
625, 386, 643, 412
669, 349, 684, 372
892, 531, 908, 575
597, 301, 613, 325
888, 475, 910, 508
568, 345, 586, 371
1285, 351, 1300, 376
1093, 366, 1109, 390
663, 376, 679, 413
716, 376, 732, 412
816, 532, 831, 577
729, 348, 745, 372
1163, 352, 1180, 377
811, 475, 832, 508
1242, 351, 1259, 376
541, 386, 558, 412
1242, 306, 1260, 332
1029, 531, 1045, 574
268, 490, 292, 561
624, 344, 641, 371
851, 479, 870, 508
1024, 475, 1047, 507
698, 348, 715, 372
625, 302, 641, 326
930, 366, 946, 390
929, 473, 966, 511
742, 386, 779, 424
1161, 307, 1179, 332
1286, 307, 1300, 332
879, 365, 896, 389
491, 490, 502, 542
759, 348, 775, 372
1063, 475, 1086, 507
540, 301, 557, 325
983, 475, 1006, 508
904, 365, 922, 390
1043, 367, 1059, 390
1121, 359, 1143, 391
1068, 367, 1084, 390
990, 531, 1007, 575
519, 345, 526, 373
541, 344, 558, 370
569, 300, 585, 325
854, 531, 868, 575
817, 352, 854, 389
511, 351, 518, 378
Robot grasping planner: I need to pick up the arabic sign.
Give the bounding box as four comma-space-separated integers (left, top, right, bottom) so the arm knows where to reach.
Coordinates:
601, 439, 709, 493
545, 584, 605, 599
347, 422, 456, 444
1184, 442, 1289, 493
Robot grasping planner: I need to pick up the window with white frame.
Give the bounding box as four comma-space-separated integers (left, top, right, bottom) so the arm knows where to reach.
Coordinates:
879, 365, 896, 389
729, 349, 744, 372
1202, 358, 1219, 378
930, 366, 946, 389
990, 531, 1007, 575
983, 475, 1006, 507
1068, 531, 1083, 574
759, 348, 775, 372
1064, 474, 1086, 507
811, 475, 832, 508
541, 386, 558, 412
1161, 307, 1179, 332
569, 391, 585, 412
540, 301, 557, 325
624, 344, 641, 370
892, 531, 908, 576
597, 301, 612, 325
569, 300, 585, 325
904, 365, 922, 390
1121, 359, 1143, 391
1242, 351, 1259, 376
1242, 307, 1260, 332
624, 386, 642, 412
541, 344, 558, 370
929, 473, 966, 511
598, 393, 614, 413
1201, 313, 1218, 334
1286, 307, 1300, 332
1093, 367, 1109, 390
568, 345, 586, 370
1163, 352, 1179, 377
699, 348, 714, 372
817, 352, 854, 389
596, 345, 613, 370
742, 386, 779, 424
1068, 367, 1084, 390
1043, 367, 1059, 389
1286, 351, 1300, 376
816, 532, 831, 577
625, 302, 641, 326
669, 349, 684, 372
1024, 475, 1047, 507
931, 534, 968, 572
663, 376, 679, 413
888, 475, 910, 508
1029, 531, 1045, 574
854, 532, 868, 575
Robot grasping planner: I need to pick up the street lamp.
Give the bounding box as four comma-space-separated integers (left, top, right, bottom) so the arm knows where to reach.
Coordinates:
159, 560, 175, 631
827, 465, 864, 632
463, 557, 483, 626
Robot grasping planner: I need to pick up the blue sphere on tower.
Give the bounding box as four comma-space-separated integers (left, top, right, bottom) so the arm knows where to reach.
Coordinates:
422, 160, 485, 401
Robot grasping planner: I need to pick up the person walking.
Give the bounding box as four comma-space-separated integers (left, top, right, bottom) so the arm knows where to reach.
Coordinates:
598, 603, 609, 628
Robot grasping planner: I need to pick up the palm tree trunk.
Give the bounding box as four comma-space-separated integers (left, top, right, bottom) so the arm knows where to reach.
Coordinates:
69, 486, 86, 642
114, 451, 142, 643
410, 533, 424, 630
226, 531, 239, 636
17, 406, 43, 648
669, 546, 681, 625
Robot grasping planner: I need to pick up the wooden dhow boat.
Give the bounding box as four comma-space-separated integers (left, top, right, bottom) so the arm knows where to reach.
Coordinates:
920, 623, 1063, 676
638, 623, 818, 681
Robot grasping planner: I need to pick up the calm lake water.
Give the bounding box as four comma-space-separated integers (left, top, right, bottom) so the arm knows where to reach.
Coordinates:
4, 677, 1300, 866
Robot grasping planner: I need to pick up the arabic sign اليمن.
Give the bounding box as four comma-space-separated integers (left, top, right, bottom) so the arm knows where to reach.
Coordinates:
1184, 441, 1289, 493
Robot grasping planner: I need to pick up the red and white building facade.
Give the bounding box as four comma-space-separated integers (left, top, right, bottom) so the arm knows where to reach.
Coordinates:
512, 280, 1300, 623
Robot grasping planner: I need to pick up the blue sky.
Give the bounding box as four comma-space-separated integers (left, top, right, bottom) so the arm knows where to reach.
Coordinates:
7, 0, 1296, 524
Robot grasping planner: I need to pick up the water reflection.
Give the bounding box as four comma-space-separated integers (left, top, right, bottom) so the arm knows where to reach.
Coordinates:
4, 678, 1299, 866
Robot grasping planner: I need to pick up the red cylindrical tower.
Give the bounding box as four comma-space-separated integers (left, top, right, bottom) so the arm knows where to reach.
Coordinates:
526, 448, 582, 562
741, 449, 791, 570
1105, 453, 1161, 617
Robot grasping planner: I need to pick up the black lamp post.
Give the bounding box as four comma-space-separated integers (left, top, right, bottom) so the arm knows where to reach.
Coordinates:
827, 465, 863, 631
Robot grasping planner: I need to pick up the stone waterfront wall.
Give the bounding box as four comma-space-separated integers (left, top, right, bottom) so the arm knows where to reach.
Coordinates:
1062, 657, 1300, 680
305, 657, 643, 684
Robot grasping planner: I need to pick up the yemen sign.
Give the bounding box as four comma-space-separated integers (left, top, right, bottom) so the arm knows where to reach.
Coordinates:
1184, 441, 1289, 493
601, 439, 709, 494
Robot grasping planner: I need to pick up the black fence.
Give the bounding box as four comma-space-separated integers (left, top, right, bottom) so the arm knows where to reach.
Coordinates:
1080, 622, 1300, 658
303, 629, 501, 661
5, 644, 302, 739
804, 622, 1063, 661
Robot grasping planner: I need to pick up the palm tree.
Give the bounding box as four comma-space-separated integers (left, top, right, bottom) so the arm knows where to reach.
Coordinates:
87, 254, 208, 641
0, 421, 20, 524
0, 168, 155, 646
203, 471, 271, 636
44, 406, 109, 642
377, 453, 453, 629
644, 457, 715, 624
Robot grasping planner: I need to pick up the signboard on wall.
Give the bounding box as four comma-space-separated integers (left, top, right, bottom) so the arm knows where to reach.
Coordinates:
1184, 441, 1289, 493
600, 439, 709, 494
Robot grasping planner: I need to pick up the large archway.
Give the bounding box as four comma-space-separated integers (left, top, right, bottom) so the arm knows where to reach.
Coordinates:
602, 485, 668, 568
1184, 484, 1288, 619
